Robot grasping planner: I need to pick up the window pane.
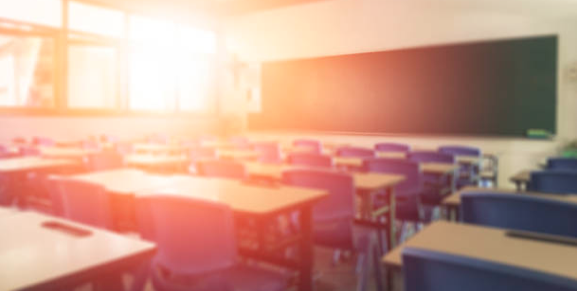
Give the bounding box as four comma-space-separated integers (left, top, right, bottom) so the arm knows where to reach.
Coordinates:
0, 0, 61, 28
178, 26, 217, 54
177, 55, 214, 112
129, 16, 175, 43
69, 2, 124, 37
68, 46, 117, 109
0, 35, 55, 107
129, 46, 176, 111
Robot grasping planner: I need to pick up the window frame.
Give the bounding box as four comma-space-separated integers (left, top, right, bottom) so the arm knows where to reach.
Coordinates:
0, 0, 219, 117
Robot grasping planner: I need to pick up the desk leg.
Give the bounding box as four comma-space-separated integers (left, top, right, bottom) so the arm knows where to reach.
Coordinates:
388, 187, 396, 252
298, 205, 314, 291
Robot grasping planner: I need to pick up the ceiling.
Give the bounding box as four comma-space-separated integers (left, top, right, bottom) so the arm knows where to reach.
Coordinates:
83, 0, 331, 18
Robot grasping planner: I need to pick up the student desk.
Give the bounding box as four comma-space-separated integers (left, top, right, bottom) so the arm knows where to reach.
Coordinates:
39, 147, 101, 160
70, 169, 173, 194
217, 149, 259, 160
0, 206, 17, 217
441, 186, 577, 221
382, 221, 577, 291
510, 170, 531, 190
0, 211, 155, 291
243, 162, 405, 251
124, 154, 189, 172
334, 157, 458, 175
132, 143, 188, 155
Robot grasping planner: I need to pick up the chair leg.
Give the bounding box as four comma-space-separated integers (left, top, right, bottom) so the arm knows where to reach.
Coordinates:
372, 235, 384, 291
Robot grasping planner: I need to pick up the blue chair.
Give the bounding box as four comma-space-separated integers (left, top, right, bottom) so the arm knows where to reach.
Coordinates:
439, 145, 482, 188
293, 139, 322, 154
197, 159, 247, 180
335, 146, 375, 158
409, 151, 456, 164
54, 178, 114, 230
85, 152, 124, 171
527, 170, 577, 194
461, 192, 577, 238
374, 142, 411, 153
402, 247, 577, 291
547, 157, 577, 171
253, 142, 283, 164
409, 151, 456, 207
282, 169, 382, 291
135, 196, 287, 291
363, 158, 423, 223
287, 153, 333, 168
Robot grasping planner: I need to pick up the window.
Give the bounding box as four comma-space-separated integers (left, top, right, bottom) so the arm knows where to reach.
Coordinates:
68, 2, 124, 38
0, 35, 55, 107
67, 45, 118, 109
0, 0, 62, 28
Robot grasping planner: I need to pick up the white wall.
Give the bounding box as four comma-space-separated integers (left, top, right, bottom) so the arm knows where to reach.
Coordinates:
225, 0, 577, 187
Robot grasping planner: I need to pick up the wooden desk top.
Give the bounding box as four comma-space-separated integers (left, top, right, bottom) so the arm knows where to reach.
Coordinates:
376, 152, 406, 159
244, 162, 404, 192
124, 154, 189, 166
137, 175, 328, 215
0, 207, 18, 217
218, 149, 259, 160
69, 169, 173, 194
0, 157, 76, 173
510, 170, 531, 183
334, 157, 457, 175
382, 221, 577, 282
0, 212, 155, 291
441, 186, 577, 208
132, 143, 187, 153
40, 147, 100, 159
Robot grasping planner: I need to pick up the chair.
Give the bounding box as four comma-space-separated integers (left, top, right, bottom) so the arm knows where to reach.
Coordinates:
461, 192, 577, 238
439, 145, 482, 188
85, 152, 124, 171
409, 151, 456, 207
527, 170, 577, 194
374, 142, 411, 153
335, 146, 375, 158
32, 136, 54, 147
409, 151, 456, 164
287, 153, 333, 168
52, 178, 114, 230
293, 139, 322, 154
197, 159, 247, 180
19, 146, 41, 156
253, 142, 283, 164
282, 169, 382, 291
135, 196, 287, 291
402, 247, 577, 291
546, 157, 577, 171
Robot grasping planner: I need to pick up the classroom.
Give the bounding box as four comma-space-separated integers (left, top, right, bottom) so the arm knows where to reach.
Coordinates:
0, 0, 576, 290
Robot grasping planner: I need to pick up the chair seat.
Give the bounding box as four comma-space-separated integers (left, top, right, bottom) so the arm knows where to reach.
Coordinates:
151, 263, 287, 291
313, 217, 354, 250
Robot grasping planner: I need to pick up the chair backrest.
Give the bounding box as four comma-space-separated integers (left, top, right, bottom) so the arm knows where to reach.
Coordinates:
402, 247, 577, 291
32, 136, 54, 147
85, 152, 124, 171
547, 158, 577, 171
335, 146, 375, 158
461, 192, 577, 238
363, 158, 422, 195
409, 151, 455, 164
288, 153, 333, 168
527, 171, 577, 194
136, 196, 237, 275
374, 142, 411, 153
439, 145, 481, 157
45, 176, 65, 216
197, 159, 247, 180
54, 179, 114, 229
293, 139, 322, 154
253, 142, 282, 163
282, 169, 354, 222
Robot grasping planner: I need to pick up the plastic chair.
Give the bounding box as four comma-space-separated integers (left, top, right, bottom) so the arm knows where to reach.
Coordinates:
546, 157, 577, 171
197, 159, 247, 180
281, 169, 382, 291
402, 247, 577, 291
409, 151, 456, 207
335, 146, 375, 158
439, 145, 482, 188
527, 170, 577, 194
135, 196, 287, 291
287, 153, 333, 168
253, 142, 283, 164
374, 142, 411, 153
52, 178, 114, 230
409, 151, 456, 164
461, 192, 577, 238
85, 152, 124, 171
293, 139, 322, 154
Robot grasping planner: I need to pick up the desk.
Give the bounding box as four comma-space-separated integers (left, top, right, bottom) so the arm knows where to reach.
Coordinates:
218, 149, 259, 160
70, 169, 173, 195
441, 186, 577, 220
333, 157, 458, 175
382, 221, 577, 290
0, 206, 17, 217
0, 212, 155, 291
124, 154, 189, 172
137, 175, 327, 291
40, 147, 100, 160
510, 170, 531, 191
243, 162, 404, 251
132, 143, 188, 155
0, 157, 76, 174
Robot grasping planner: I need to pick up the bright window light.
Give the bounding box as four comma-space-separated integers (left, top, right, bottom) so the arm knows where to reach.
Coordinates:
0, 0, 62, 28
178, 26, 217, 54
69, 2, 124, 37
